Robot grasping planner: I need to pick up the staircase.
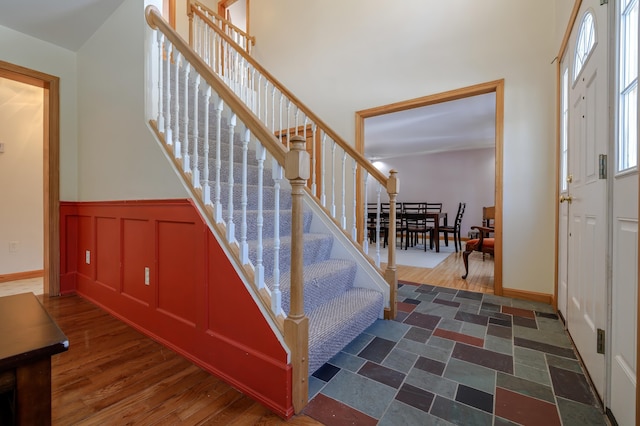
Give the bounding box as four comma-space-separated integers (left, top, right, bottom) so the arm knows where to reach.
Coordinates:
145, 3, 399, 415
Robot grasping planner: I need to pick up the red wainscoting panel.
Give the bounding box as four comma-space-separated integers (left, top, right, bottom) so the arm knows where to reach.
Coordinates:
59, 199, 293, 418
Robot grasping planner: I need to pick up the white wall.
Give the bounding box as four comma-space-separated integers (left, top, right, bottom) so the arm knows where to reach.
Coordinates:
370, 148, 495, 238
250, 0, 559, 295
0, 25, 78, 201
0, 79, 43, 274
76, 0, 186, 200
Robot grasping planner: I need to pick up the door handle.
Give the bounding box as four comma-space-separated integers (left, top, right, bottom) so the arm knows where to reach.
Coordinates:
560, 195, 573, 204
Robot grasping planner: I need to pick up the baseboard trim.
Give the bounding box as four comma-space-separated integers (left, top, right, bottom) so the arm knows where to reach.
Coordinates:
0, 270, 44, 283
501, 288, 553, 305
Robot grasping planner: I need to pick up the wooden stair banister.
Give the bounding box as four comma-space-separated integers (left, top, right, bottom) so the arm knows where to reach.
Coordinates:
187, 0, 255, 54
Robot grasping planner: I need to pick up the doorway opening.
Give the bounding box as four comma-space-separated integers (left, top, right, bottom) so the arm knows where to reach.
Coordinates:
355, 80, 504, 295
0, 60, 60, 296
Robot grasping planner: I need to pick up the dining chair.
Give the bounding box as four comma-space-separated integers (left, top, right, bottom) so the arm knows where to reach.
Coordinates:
401, 203, 432, 251
462, 225, 494, 279
366, 203, 381, 243
437, 202, 465, 252
425, 202, 443, 229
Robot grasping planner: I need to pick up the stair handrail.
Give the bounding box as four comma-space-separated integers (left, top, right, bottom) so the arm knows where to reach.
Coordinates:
187, 0, 255, 54
188, 7, 398, 319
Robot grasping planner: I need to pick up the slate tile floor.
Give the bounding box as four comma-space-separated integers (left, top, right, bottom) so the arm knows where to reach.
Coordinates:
302, 281, 608, 426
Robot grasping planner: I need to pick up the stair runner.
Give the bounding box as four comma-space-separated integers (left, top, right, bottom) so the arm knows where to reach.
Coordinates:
165, 64, 384, 374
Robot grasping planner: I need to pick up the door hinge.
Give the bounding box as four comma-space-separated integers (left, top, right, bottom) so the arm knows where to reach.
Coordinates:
598, 154, 607, 179
597, 328, 605, 354
600, 0, 608, 4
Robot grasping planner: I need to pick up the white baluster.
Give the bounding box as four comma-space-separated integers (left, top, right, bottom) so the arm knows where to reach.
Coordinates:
239, 127, 250, 264
173, 52, 182, 158
375, 186, 382, 267
321, 133, 327, 207
164, 43, 172, 146
255, 145, 266, 289
191, 73, 200, 187
214, 99, 224, 223
311, 124, 317, 196
157, 32, 165, 132
331, 140, 336, 217
272, 161, 283, 314
351, 158, 357, 240
226, 114, 237, 243
181, 63, 190, 166
202, 82, 212, 204
341, 150, 347, 230
363, 169, 369, 254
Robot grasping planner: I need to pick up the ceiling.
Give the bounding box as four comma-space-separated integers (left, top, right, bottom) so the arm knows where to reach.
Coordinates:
0, 2, 497, 156
0, 0, 127, 51
364, 92, 496, 160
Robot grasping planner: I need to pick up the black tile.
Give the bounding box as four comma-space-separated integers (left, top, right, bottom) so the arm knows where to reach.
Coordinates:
549, 365, 598, 406
452, 342, 514, 374
431, 287, 458, 295
394, 311, 409, 323
395, 383, 435, 413
489, 317, 512, 328
431, 395, 493, 425
513, 316, 538, 329
487, 324, 512, 340
312, 363, 341, 382
433, 298, 461, 308
456, 290, 484, 301
455, 311, 489, 326
358, 336, 396, 363
536, 311, 559, 320
403, 311, 441, 330
514, 337, 577, 359
403, 298, 421, 305
414, 284, 437, 293
414, 356, 446, 376
358, 361, 405, 389
456, 384, 494, 413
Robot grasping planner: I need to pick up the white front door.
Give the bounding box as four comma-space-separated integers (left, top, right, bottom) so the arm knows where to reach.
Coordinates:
609, 0, 639, 423
565, 1, 609, 400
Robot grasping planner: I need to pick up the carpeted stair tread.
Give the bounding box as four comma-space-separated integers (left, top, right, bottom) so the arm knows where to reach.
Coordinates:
265, 259, 357, 315
307, 288, 384, 374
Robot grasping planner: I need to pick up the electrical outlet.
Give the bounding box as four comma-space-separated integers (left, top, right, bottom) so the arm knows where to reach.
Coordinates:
144, 267, 150, 285
85, 250, 91, 264
9, 241, 18, 252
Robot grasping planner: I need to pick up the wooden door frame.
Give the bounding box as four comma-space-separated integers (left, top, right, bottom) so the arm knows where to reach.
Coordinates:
355, 79, 505, 296
0, 60, 60, 297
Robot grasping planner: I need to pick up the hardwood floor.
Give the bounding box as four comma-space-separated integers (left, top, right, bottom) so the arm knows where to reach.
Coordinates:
32, 243, 489, 424
40, 295, 322, 425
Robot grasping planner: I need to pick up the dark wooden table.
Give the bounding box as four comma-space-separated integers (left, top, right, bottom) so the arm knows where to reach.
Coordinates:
0, 292, 69, 425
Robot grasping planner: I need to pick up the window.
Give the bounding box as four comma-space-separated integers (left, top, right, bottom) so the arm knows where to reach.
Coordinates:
574, 11, 596, 81
618, 0, 638, 172
561, 67, 569, 191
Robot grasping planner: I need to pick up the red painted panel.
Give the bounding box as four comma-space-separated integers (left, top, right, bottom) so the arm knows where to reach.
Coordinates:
59, 199, 293, 417
122, 218, 152, 306
157, 220, 198, 326
95, 217, 119, 291
76, 215, 93, 279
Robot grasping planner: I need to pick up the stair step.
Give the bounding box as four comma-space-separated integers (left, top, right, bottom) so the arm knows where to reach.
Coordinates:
308, 288, 384, 374
227, 209, 312, 241
248, 233, 333, 278
266, 259, 357, 315
217, 183, 292, 210
197, 157, 274, 186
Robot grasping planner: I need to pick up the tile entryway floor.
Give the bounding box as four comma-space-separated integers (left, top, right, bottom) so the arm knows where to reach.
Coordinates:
302, 281, 608, 425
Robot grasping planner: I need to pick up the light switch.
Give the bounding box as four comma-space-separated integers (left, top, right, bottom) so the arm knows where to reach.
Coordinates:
85, 250, 90, 264
144, 267, 150, 285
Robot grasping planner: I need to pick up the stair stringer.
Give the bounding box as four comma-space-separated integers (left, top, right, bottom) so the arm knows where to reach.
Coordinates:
302, 194, 390, 315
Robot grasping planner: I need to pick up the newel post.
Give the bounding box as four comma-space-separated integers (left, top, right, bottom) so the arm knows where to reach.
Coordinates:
284, 136, 310, 413
384, 169, 399, 320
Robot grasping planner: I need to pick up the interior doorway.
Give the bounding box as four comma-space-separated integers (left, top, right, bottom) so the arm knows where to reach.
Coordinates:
0, 60, 60, 296
355, 80, 505, 295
